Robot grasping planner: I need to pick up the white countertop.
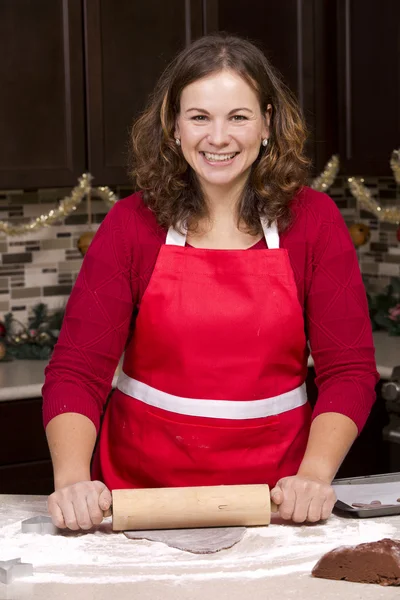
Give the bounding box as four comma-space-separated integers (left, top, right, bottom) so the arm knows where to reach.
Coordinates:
0, 494, 399, 600
0, 331, 398, 402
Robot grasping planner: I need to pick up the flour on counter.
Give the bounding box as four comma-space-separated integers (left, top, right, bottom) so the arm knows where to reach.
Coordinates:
0, 511, 397, 584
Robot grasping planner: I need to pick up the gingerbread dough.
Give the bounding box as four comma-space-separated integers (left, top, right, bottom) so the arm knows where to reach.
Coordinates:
124, 527, 246, 554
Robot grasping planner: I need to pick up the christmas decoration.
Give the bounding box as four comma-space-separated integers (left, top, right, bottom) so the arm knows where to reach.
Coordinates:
348, 177, 400, 225
0, 174, 118, 236
368, 277, 400, 336
348, 223, 371, 248
311, 155, 340, 192
77, 231, 96, 256
2, 303, 65, 360
77, 189, 96, 257
390, 149, 400, 185
348, 149, 400, 225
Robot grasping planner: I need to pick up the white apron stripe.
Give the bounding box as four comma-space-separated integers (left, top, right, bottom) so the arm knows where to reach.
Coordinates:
116, 372, 307, 419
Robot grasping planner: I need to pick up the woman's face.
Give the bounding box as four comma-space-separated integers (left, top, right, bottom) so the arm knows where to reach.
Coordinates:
175, 69, 270, 194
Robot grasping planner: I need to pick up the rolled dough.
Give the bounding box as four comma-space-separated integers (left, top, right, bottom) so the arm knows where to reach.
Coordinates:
124, 527, 246, 554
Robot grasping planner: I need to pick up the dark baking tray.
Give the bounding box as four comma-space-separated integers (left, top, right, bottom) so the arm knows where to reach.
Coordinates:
333, 472, 400, 518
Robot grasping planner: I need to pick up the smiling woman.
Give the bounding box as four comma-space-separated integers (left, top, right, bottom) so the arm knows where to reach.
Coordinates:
43, 33, 378, 532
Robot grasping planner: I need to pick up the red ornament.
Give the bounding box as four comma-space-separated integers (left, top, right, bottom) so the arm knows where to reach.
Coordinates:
397, 226, 400, 243
0, 321, 5, 338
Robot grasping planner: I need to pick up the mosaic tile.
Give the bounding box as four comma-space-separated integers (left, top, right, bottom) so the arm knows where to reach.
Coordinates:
58, 260, 83, 272
379, 262, 400, 277
41, 238, 71, 250
11, 287, 41, 299
2, 253, 32, 264
385, 254, 400, 263
43, 285, 72, 297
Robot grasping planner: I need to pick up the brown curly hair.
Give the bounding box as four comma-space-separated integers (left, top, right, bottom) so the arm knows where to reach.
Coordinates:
130, 33, 310, 234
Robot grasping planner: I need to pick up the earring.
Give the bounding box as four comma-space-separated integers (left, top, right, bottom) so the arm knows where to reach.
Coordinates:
262, 138, 269, 147
175, 138, 181, 146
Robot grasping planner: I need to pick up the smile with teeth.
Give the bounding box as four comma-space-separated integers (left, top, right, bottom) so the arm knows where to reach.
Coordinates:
202, 151, 239, 162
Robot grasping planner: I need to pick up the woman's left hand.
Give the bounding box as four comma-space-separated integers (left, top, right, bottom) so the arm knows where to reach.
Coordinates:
270, 475, 337, 523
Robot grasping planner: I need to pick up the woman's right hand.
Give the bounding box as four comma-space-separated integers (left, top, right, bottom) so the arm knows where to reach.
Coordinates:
47, 480, 112, 531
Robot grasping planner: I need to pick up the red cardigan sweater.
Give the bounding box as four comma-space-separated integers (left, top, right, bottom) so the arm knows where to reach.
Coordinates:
42, 187, 379, 433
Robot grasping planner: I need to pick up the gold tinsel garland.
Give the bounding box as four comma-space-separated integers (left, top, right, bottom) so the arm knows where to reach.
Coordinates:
390, 149, 400, 185
348, 149, 400, 225
4, 151, 398, 234
0, 174, 118, 236
311, 155, 340, 192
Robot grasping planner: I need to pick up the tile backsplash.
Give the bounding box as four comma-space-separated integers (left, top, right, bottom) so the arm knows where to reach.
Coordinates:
0, 186, 132, 324
0, 177, 399, 324
329, 175, 400, 295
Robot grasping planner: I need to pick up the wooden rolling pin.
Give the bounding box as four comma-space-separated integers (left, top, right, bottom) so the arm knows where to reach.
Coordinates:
104, 484, 278, 531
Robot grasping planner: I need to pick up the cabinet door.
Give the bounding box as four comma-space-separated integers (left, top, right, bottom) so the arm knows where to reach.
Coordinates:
0, 0, 86, 189
84, 0, 203, 185
337, 0, 400, 175
211, 0, 338, 174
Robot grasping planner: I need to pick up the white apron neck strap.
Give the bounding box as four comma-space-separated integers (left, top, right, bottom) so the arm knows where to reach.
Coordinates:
166, 226, 187, 246
260, 217, 280, 249
165, 218, 280, 249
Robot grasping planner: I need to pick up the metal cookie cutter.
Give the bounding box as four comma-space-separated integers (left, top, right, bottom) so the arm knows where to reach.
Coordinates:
21, 515, 58, 535
0, 558, 33, 584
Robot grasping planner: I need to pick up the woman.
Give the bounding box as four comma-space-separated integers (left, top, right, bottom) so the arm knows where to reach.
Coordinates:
43, 33, 379, 530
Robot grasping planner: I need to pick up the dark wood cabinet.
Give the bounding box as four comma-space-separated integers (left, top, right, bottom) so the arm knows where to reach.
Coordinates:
0, 0, 203, 190
0, 397, 54, 495
83, 0, 203, 185
336, 0, 400, 175
211, 0, 400, 176
0, 0, 86, 189
0, 1, 398, 189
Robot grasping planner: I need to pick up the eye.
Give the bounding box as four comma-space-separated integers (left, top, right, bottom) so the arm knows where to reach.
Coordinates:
231, 115, 248, 121
191, 115, 208, 121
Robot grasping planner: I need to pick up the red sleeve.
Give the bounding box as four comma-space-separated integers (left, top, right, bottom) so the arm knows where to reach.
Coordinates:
42, 200, 136, 433
305, 193, 379, 433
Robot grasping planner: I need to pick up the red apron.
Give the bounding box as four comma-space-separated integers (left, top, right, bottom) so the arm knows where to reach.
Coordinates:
94, 219, 311, 489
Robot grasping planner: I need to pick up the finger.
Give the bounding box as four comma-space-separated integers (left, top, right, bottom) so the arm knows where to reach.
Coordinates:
292, 491, 312, 523
59, 499, 80, 531
86, 490, 105, 526
48, 496, 66, 529
321, 492, 336, 521
270, 486, 284, 506
98, 486, 112, 512
72, 495, 94, 531
279, 486, 296, 521
307, 495, 324, 523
